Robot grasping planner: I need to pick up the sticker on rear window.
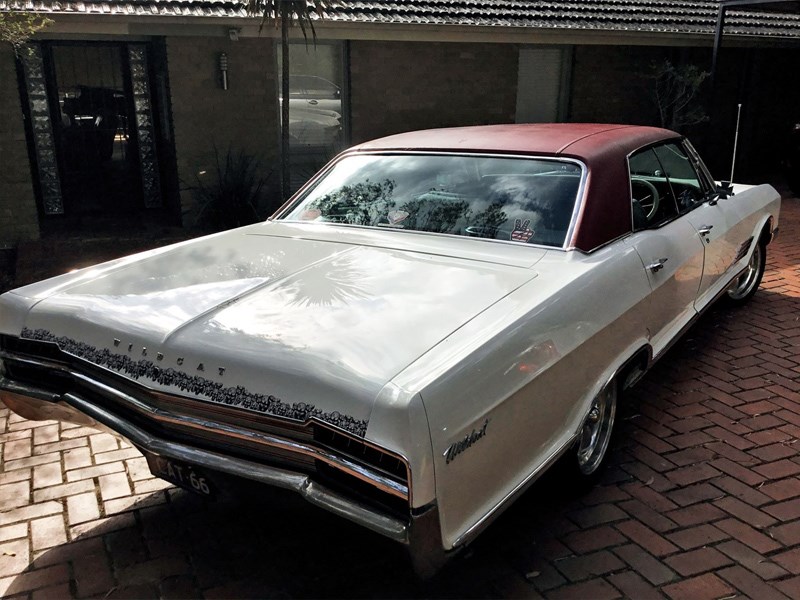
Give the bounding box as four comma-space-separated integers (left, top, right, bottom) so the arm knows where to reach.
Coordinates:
510, 219, 534, 243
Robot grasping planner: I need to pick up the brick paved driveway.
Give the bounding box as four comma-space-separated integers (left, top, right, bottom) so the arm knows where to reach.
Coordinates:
3, 196, 800, 599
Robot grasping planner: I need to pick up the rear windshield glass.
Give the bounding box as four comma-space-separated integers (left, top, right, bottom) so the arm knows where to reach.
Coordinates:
280, 154, 583, 247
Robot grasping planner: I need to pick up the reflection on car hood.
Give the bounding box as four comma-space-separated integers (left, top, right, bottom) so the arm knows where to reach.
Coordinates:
7, 222, 543, 434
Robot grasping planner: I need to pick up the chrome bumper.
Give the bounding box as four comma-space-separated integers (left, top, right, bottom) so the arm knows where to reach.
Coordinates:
0, 345, 450, 576
0, 377, 410, 544
1, 378, 412, 543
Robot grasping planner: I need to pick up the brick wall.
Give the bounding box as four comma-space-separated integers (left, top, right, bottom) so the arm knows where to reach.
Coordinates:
570, 44, 800, 181
165, 37, 280, 220
0, 45, 40, 246
569, 45, 671, 126
706, 46, 800, 180
349, 41, 518, 143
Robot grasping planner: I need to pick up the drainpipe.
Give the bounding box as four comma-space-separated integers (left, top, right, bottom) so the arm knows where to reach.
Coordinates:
711, 3, 727, 93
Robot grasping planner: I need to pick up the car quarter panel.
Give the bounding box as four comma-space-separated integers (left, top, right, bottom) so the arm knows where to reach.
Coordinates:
366, 386, 437, 509
390, 244, 653, 550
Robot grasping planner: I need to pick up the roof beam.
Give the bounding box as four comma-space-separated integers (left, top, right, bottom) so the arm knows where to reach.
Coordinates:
712, 0, 800, 89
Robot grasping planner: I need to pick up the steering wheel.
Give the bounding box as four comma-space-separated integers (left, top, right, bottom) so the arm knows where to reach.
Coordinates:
631, 177, 660, 220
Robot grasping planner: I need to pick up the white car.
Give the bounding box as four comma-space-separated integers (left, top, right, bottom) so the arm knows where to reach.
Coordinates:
0, 124, 780, 575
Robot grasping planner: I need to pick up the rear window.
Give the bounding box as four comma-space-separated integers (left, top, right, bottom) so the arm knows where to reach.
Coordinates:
280, 154, 583, 248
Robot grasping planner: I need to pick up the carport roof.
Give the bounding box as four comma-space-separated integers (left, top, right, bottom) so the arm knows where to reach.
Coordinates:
2, 0, 800, 39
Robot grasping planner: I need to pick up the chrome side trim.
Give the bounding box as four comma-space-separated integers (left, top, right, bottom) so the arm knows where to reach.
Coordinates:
0, 356, 408, 501
0, 383, 410, 544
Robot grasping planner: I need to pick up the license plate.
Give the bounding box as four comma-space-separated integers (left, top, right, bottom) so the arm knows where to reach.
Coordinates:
145, 453, 214, 498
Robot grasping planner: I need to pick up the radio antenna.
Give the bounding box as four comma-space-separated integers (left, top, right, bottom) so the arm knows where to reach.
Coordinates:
730, 103, 743, 183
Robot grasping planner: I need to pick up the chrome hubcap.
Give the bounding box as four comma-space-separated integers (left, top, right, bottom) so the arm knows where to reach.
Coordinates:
728, 244, 761, 300
576, 383, 617, 475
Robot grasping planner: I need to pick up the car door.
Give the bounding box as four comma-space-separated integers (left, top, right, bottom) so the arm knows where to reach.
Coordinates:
626, 146, 706, 358
651, 142, 739, 309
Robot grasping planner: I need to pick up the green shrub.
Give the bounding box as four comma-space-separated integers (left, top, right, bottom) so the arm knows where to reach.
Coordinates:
193, 146, 272, 232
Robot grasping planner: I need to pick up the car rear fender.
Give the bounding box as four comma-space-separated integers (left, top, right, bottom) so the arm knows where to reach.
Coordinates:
439, 338, 652, 554
445, 333, 654, 554
569, 341, 652, 441
403, 243, 654, 551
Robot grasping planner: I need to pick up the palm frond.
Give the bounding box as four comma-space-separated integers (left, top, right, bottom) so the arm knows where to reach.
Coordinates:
246, 0, 337, 40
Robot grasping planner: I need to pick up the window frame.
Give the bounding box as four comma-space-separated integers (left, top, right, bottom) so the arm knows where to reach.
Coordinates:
627, 138, 716, 232
652, 141, 715, 216
274, 150, 589, 251
627, 145, 681, 232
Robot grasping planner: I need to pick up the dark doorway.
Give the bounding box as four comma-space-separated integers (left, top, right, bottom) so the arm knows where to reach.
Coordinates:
19, 41, 173, 233
49, 44, 140, 216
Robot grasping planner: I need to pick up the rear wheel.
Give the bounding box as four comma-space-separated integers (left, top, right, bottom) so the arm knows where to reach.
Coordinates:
726, 241, 766, 305
574, 380, 617, 479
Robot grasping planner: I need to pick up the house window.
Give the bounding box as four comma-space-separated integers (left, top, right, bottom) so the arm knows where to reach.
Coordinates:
278, 41, 347, 192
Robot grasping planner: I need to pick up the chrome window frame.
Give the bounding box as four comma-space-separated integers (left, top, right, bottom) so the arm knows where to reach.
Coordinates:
273, 151, 589, 252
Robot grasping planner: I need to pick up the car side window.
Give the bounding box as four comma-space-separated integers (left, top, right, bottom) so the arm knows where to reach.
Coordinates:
652, 143, 709, 213
629, 148, 680, 231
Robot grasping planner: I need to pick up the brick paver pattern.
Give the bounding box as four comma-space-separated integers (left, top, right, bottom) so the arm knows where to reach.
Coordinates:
3, 196, 800, 598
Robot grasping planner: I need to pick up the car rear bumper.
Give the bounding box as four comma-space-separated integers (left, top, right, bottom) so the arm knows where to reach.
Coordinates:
2, 378, 411, 538
0, 349, 448, 575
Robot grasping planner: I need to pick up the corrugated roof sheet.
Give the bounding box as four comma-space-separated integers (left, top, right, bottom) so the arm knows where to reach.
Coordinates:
1, 0, 800, 39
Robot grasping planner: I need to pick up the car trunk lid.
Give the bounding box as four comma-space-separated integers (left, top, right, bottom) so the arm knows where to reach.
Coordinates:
15, 225, 543, 432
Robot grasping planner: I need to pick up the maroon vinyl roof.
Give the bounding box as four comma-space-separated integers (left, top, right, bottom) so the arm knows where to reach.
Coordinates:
349, 123, 681, 252
351, 123, 676, 161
